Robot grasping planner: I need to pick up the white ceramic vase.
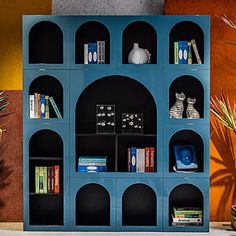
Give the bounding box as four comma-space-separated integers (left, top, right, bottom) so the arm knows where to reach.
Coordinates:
128, 43, 151, 64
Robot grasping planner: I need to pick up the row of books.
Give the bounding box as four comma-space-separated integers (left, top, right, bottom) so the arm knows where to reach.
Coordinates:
78, 156, 107, 172
128, 147, 155, 172
174, 39, 202, 64
35, 166, 60, 193
84, 41, 105, 64
29, 93, 62, 119
171, 207, 203, 226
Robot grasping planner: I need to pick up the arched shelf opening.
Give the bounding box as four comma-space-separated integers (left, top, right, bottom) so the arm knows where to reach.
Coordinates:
169, 184, 203, 226
29, 21, 63, 64
169, 75, 204, 118
122, 183, 157, 226
169, 21, 204, 64
29, 129, 63, 226
169, 130, 204, 172
76, 184, 110, 225
122, 21, 157, 64
75, 21, 110, 64
29, 75, 63, 118
75, 75, 157, 172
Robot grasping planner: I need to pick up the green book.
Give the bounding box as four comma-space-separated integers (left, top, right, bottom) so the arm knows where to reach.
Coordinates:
174, 41, 178, 64
49, 97, 62, 118
43, 166, 47, 194
39, 167, 44, 193
35, 166, 39, 193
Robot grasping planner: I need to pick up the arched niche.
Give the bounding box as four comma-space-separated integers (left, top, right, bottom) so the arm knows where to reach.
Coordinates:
76, 183, 110, 225
122, 183, 157, 226
169, 75, 204, 118
29, 75, 63, 118
169, 184, 203, 226
75, 21, 110, 64
29, 21, 63, 64
122, 21, 157, 64
169, 130, 204, 172
169, 21, 204, 64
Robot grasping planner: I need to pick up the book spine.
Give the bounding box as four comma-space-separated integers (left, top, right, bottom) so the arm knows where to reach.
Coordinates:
84, 43, 88, 64
88, 43, 97, 64
40, 94, 45, 118
182, 41, 188, 64
100, 41, 105, 64
130, 147, 136, 172
78, 165, 107, 172
187, 41, 192, 64
34, 93, 38, 118
54, 165, 60, 193
172, 217, 202, 223
78, 157, 107, 163
37, 93, 40, 118
47, 166, 51, 193
140, 148, 145, 172
51, 166, 55, 193
136, 148, 141, 172
35, 166, 39, 193
149, 147, 155, 172
78, 162, 107, 166
127, 148, 131, 172
43, 166, 47, 193
39, 166, 44, 193
178, 41, 183, 64
29, 95, 35, 118
145, 147, 150, 172
172, 222, 202, 226
174, 42, 178, 64
49, 97, 62, 118
191, 39, 202, 64
175, 214, 203, 218
45, 95, 50, 119
97, 41, 101, 64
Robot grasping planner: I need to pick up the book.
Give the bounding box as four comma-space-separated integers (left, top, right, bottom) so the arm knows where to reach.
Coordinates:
78, 162, 106, 166
149, 147, 155, 172
40, 94, 45, 118
54, 165, 60, 193
191, 39, 202, 64
78, 156, 107, 163
136, 148, 142, 172
173, 207, 203, 215
84, 43, 88, 64
187, 41, 192, 64
78, 165, 107, 172
49, 96, 62, 118
97, 41, 105, 64
172, 214, 202, 223
174, 42, 178, 64
182, 41, 188, 64
139, 148, 145, 172
39, 166, 44, 193
178, 41, 184, 64
145, 147, 150, 172
43, 166, 47, 193
88, 43, 97, 64
51, 166, 55, 193
127, 148, 131, 172
45, 95, 50, 119
35, 166, 39, 193
37, 93, 40, 118
175, 213, 203, 218
34, 93, 38, 118
171, 222, 202, 226
47, 166, 52, 193
130, 147, 136, 172
29, 95, 35, 118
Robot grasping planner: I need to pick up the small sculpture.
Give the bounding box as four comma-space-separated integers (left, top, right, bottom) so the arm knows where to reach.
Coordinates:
169, 92, 185, 119
186, 98, 200, 119
128, 43, 151, 64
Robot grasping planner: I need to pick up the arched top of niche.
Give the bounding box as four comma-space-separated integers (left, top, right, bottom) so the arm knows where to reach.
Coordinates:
169, 21, 204, 64
122, 21, 157, 64
122, 183, 157, 226
29, 75, 63, 118
76, 183, 110, 226
29, 129, 63, 157
75, 21, 110, 64
29, 21, 63, 64
76, 75, 157, 134
169, 75, 204, 118
169, 129, 204, 172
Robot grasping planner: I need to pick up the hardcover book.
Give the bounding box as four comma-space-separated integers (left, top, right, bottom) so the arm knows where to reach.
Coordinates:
88, 43, 97, 64
130, 147, 136, 172
29, 95, 35, 118
191, 39, 202, 64
49, 97, 62, 118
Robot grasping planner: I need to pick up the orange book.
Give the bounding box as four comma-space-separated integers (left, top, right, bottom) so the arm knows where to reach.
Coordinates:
54, 165, 60, 193
145, 147, 150, 172
37, 93, 40, 118
149, 147, 155, 172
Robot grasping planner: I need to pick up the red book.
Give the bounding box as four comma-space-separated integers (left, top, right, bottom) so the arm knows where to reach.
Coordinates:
145, 147, 150, 172
127, 148, 131, 172
54, 165, 60, 193
149, 147, 155, 172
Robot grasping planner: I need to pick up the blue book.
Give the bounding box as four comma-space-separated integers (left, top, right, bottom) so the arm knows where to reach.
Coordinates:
88, 43, 97, 64
130, 147, 136, 172
40, 94, 45, 118
182, 41, 188, 64
79, 156, 107, 163
78, 165, 107, 172
178, 41, 184, 64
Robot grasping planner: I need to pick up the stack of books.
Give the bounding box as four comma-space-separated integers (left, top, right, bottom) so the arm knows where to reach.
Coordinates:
78, 156, 107, 172
128, 147, 155, 172
171, 207, 203, 226
84, 41, 105, 64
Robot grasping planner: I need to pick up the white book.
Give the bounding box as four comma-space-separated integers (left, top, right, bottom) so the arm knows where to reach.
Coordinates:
100, 41, 105, 64
29, 95, 35, 118
172, 215, 202, 223
140, 148, 145, 172
84, 43, 88, 64
136, 148, 145, 172
191, 39, 202, 64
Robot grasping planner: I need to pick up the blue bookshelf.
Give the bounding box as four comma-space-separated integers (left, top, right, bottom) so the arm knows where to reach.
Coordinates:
23, 15, 210, 232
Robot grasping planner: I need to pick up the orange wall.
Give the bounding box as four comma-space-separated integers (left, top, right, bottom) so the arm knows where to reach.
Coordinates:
165, 0, 236, 221
0, 0, 51, 221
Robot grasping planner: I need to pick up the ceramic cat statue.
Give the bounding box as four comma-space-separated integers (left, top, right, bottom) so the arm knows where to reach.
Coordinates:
128, 43, 151, 64
186, 97, 200, 119
169, 92, 186, 119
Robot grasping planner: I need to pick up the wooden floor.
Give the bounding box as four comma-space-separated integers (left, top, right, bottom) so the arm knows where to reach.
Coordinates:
0, 222, 234, 236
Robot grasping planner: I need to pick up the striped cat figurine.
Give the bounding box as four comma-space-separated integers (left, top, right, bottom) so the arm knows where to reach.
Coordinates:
169, 92, 185, 119
186, 97, 200, 119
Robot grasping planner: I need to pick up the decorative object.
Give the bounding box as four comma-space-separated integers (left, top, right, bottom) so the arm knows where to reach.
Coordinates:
169, 92, 185, 119
96, 104, 115, 133
128, 43, 151, 64
186, 97, 200, 119
122, 113, 143, 134
173, 145, 198, 171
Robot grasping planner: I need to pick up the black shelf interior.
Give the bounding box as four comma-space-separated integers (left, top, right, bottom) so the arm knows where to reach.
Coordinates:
169, 21, 204, 64
28, 21, 63, 64
122, 21, 157, 64
169, 130, 204, 172
75, 21, 110, 64
76, 76, 157, 173
122, 183, 157, 226
29, 75, 63, 118
169, 184, 203, 226
76, 183, 110, 226
169, 75, 204, 118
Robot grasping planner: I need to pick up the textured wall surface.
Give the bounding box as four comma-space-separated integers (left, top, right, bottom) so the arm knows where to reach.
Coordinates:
165, 0, 236, 222
53, 0, 164, 15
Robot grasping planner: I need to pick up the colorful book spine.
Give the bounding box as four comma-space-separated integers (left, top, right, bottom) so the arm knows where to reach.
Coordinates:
39, 166, 44, 193
54, 165, 60, 193
187, 41, 192, 64
47, 166, 52, 193
88, 43, 97, 64
37, 93, 40, 118
127, 148, 131, 172
172, 215, 202, 224
78, 156, 107, 163
43, 166, 47, 193
145, 147, 150, 172
136, 148, 142, 172
84, 43, 88, 64
51, 166, 55, 193
49, 97, 62, 118
29, 95, 35, 118
45, 95, 50, 119
34, 93, 38, 118
149, 147, 155, 172
35, 166, 39, 193
191, 39, 202, 64
173, 207, 203, 215
178, 41, 184, 64
130, 147, 136, 172
182, 41, 188, 64
174, 42, 178, 64
78, 165, 107, 172
175, 213, 203, 218
40, 94, 45, 118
